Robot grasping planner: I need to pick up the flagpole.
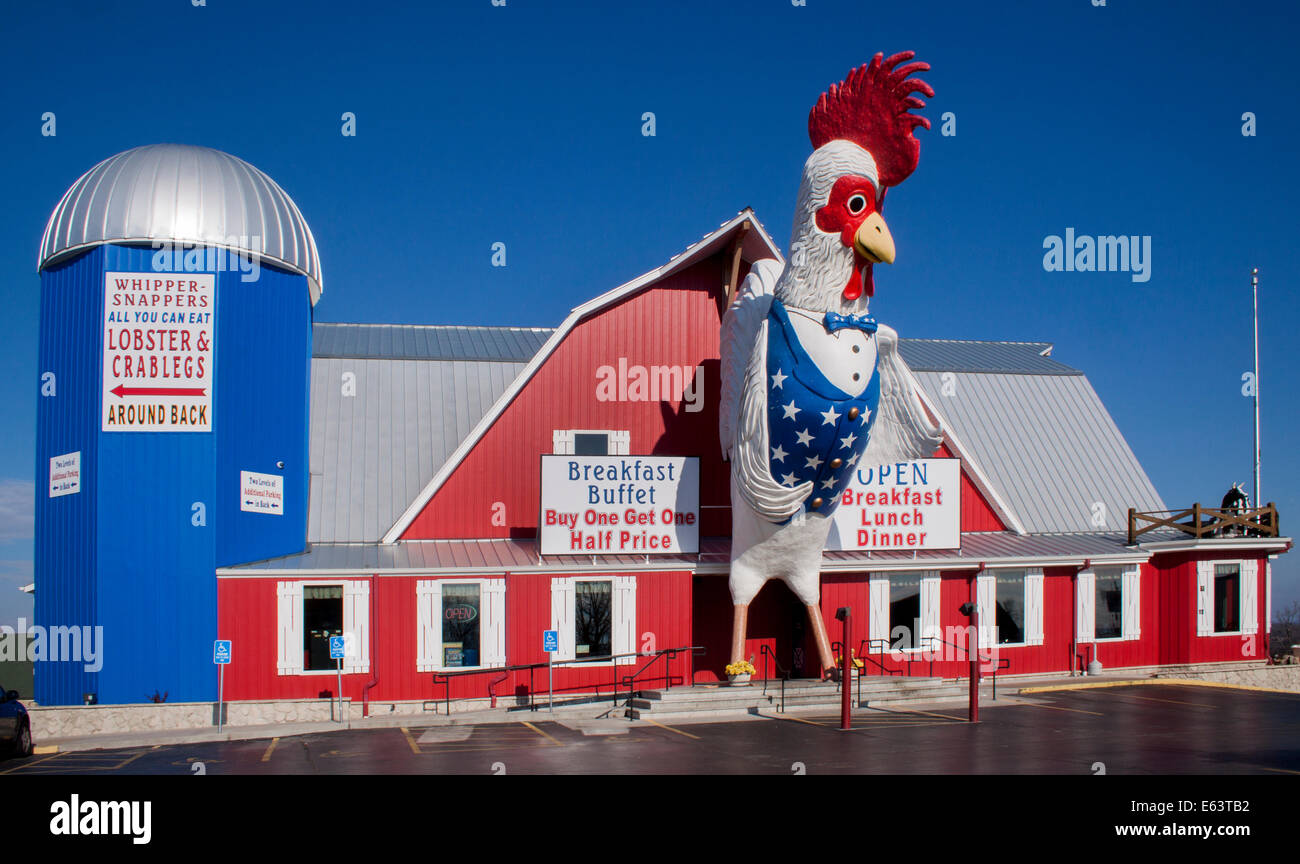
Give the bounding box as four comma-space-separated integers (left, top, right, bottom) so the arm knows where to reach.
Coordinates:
1252, 267, 1260, 506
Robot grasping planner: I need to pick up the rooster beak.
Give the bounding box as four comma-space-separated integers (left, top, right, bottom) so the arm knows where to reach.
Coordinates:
854, 212, 895, 265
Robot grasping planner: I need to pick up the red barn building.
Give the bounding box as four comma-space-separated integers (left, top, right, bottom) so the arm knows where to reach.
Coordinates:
216, 211, 1289, 710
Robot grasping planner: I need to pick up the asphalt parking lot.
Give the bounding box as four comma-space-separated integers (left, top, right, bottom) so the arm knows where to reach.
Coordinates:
4, 684, 1298, 775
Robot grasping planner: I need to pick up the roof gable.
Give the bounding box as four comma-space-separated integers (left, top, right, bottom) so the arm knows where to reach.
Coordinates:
381, 210, 783, 543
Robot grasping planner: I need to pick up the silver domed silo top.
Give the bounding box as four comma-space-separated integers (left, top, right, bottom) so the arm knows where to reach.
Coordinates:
39, 143, 324, 305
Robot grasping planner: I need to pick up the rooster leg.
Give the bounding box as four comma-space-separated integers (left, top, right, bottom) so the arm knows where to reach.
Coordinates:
806, 604, 838, 678
729, 603, 750, 665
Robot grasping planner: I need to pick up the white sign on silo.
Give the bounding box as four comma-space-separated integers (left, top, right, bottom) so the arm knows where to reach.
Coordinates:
49, 451, 81, 497
101, 272, 214, 432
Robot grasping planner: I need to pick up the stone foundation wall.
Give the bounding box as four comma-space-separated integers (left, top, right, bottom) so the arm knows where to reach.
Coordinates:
29, 698, 349, 739
1154, 664, 1300, 692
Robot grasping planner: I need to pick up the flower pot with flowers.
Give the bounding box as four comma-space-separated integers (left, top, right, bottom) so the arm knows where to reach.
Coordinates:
834, 653, 866, 679
725, 661, 756, 685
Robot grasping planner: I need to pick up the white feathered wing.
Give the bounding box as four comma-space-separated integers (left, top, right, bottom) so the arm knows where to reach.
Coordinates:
720, 259, 811, 522
859, 323, 944, 467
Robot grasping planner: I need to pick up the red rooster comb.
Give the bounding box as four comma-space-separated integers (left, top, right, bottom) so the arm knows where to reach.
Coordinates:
808, 51, 934, 189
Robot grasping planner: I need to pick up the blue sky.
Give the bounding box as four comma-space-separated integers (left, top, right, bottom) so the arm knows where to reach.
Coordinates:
0, 0, 1296, 625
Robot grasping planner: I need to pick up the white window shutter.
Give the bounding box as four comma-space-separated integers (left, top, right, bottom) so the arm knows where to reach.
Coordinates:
343, 580, 371, 674
551, 577, 576, 660
1266, 561, 1273, 633
1241, 560, 1258, 635
552, 430, 574, 454
868, 575, 889, 645
481, 579, 507, 667
416, 580, 443, 672
1024, 568, 1044, 646
277, 582, 303, 674
976, 574, 995, 650
1196, 560, 1213, 636
919, 572, 941, 652
1122, 566, 1142, 640
612, 575, 637, 664
610, 431, 631, 455
1076, 571, 1095, 644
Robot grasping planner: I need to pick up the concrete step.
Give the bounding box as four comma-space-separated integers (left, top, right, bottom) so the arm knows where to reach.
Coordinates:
627, 678, 972, 719
640, 677, 951, 703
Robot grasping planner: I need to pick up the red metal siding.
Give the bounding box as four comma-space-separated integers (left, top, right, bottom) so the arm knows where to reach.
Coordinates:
219, 571, 692, 703
1153, 551, 1268, 665
933, 443, 1006, 533
403, 257, 733, 541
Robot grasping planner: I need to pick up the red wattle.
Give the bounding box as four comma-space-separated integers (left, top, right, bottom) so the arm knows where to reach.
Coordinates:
842, 255, 873, 301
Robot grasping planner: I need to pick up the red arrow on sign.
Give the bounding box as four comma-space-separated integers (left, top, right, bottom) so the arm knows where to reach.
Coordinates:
110, 385, 207, 398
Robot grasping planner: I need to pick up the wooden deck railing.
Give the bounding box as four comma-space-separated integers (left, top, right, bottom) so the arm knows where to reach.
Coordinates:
1127, 503, 1278, 546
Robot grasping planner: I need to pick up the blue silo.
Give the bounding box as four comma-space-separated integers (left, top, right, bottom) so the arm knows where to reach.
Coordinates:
35, 144, 322, 705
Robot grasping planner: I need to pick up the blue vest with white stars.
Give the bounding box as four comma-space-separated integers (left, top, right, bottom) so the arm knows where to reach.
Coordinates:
766, 299, 880, 518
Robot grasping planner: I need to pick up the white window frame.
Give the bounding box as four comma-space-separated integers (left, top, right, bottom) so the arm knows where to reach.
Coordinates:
276, 579, 371, 676
552, 429, 631, 455
1087, 565, 1142, 643
550, 574, 636, 666
1197, 559, 1257, 637
867, 571, 941, 654
978, 568, 1043, 649
416, 577, 507, 673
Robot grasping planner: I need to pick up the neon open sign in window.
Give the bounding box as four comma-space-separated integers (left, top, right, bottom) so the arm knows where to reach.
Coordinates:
444, 604, 478, 623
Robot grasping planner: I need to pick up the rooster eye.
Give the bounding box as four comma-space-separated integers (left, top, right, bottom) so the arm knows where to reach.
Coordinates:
847, 194, 868, 215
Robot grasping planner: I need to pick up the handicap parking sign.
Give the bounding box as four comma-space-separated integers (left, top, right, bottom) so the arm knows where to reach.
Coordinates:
213, 639, 232, 664
543, 629, 559, 653
329, 635, 346, 660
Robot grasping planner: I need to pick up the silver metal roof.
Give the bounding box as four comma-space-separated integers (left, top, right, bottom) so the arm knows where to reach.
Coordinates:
39, 144, 324, 304
313, 322, 553, 361
220, 531, 1148, 574
914, 371, 1165, 533
302, 319, 1166, 543
308, 354, 529, 542
899, 339, 1079, 375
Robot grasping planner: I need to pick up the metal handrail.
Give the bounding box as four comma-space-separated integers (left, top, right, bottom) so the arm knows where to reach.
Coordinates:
619, 647, 697, 719
855, 633, 1011, 699
759, 644, 789, 713
861, 639, 903, 676
919, 633, 1010, 700
431, 645, 703, 716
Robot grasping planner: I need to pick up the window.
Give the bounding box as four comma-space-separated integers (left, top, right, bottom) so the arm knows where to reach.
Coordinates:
552, 430, 630, 455
867, 571, 940, 653
1214, 564, 1241, 633
550, 576, 636, 665
441, 583, 481, 668
977, 569, 1043, 648
889, 574, 921, 651
1094, 567, 1123, 640
1196, 560, 1257, 637
575, 581, 613, 658
277, 580, 371, 675
1077, 565, 1140, 643
303, 585, 343, 671
994, 571, 1026, 645
416, 579, 505, 672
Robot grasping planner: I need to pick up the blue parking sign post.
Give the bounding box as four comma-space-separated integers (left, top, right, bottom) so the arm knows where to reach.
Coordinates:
213, 640, 232, 732
329, 635, 346, 723
543, 630, 559, 713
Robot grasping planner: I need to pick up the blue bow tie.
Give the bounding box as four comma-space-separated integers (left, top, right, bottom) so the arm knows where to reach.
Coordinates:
823, 311, 878, 334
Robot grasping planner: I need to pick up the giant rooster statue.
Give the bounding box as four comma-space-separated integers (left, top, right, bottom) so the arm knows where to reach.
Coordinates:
719, 52, 944, 678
